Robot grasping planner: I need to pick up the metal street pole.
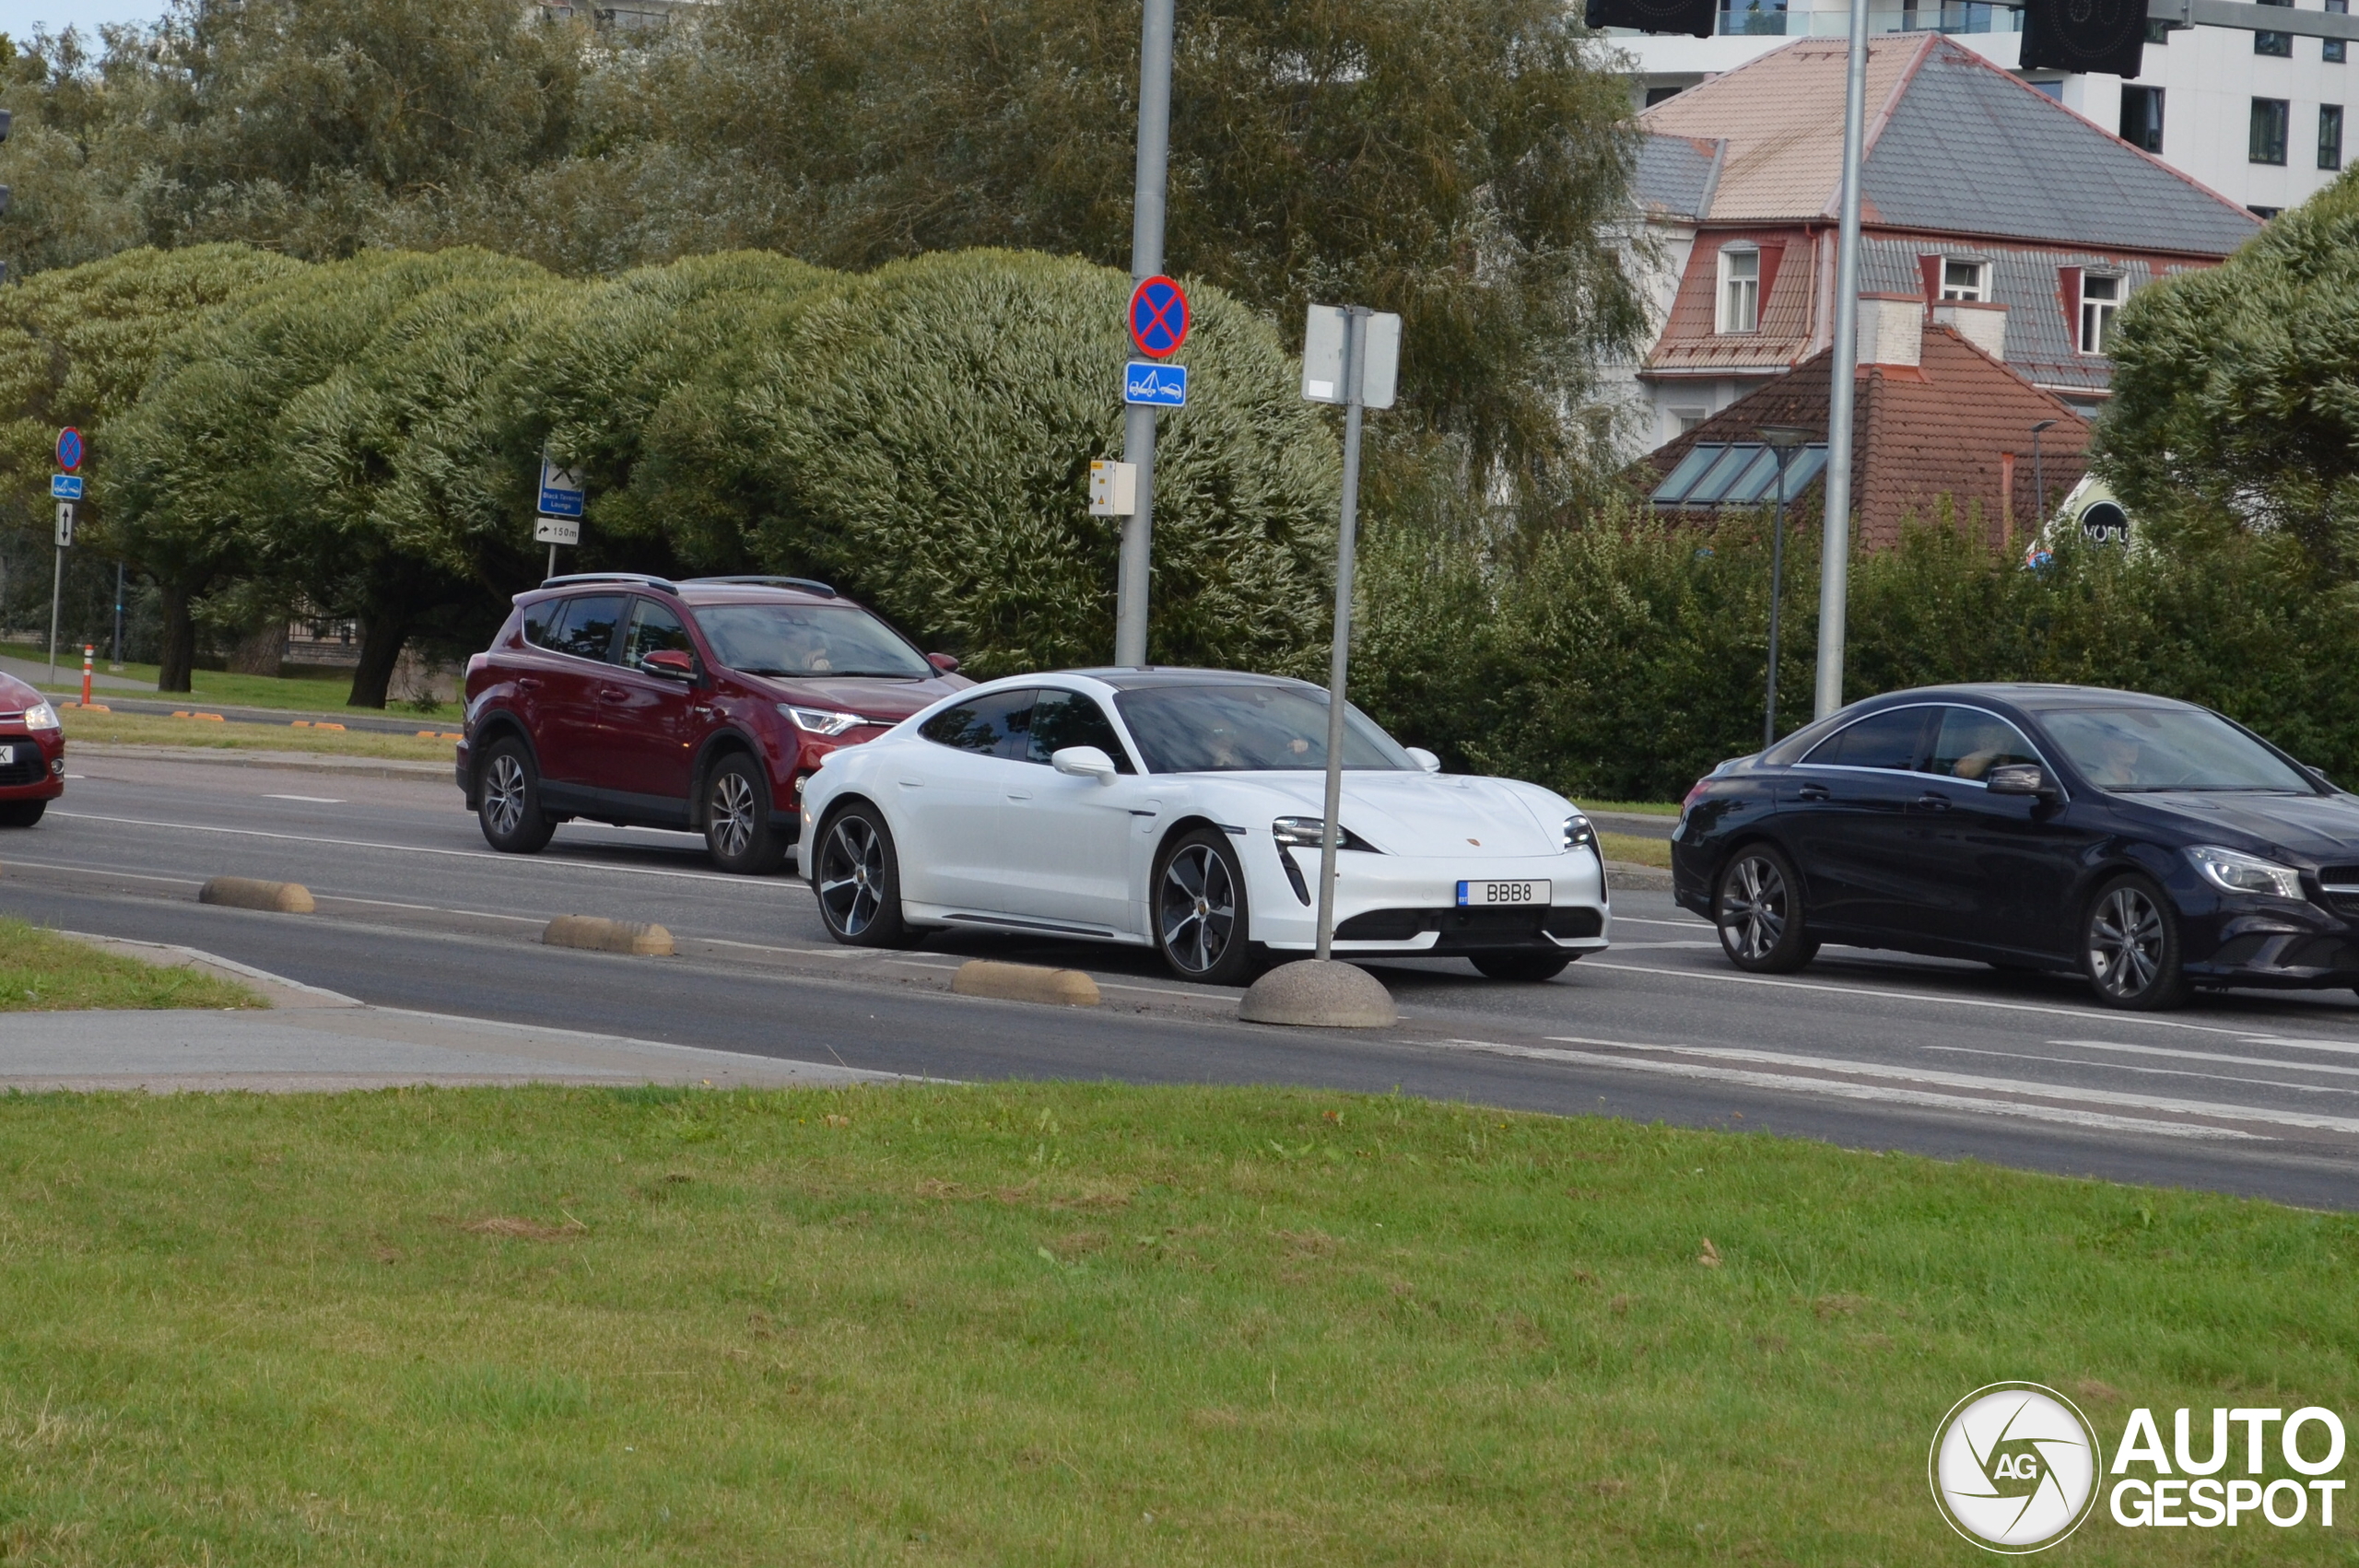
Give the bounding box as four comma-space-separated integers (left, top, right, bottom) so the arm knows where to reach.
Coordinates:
1114, 0, 1176, 668
2030, 418, 2056, 545
45, 543, 61, 685
1759, 426, 1810, 749
548, 543, 559, 582
111, 560, 123, 667
1313, 308, 1367, 962
1813, 0, 1871, 721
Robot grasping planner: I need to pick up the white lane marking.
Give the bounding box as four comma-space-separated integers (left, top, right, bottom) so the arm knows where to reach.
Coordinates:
1614, 916, 1713, 929
48, 811, 805, 891
1543, 1034, 2359, 1135
1427, 1038, 2259, 1141
1928, 1044, 2359, 1097
2051, 1036, 2359, 1073
1578, 958, 2359, 1044
1602, 940, 1720, 950
263, 794, 343, 804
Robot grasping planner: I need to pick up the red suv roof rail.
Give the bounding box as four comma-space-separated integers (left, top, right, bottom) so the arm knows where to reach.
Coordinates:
534, 571, 680, 592
679, 574, 839, 599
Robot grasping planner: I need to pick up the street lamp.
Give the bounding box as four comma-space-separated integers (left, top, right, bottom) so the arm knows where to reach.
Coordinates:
1758, 425, 1813, 750
2029, 418, 2058, 550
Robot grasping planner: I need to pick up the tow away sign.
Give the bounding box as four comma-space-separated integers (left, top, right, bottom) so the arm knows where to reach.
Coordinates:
1123, 361, 1189, 407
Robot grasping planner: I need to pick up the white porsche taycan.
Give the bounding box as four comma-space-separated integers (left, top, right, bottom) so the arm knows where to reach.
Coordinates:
799, 668, 1610, 984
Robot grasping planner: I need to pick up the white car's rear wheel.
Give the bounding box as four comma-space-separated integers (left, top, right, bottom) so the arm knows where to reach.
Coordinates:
1155, 828, 1262, 986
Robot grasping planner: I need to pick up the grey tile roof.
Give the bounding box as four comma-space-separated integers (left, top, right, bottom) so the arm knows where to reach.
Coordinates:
1862, 46, 2259, 256
1636, 134, 1723, 220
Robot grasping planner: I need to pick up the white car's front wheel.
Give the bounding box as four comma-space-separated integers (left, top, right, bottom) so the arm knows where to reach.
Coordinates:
1154, 828, 1262, 986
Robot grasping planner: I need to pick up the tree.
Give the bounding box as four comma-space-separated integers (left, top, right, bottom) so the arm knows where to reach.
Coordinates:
2095, 169, 2359, 582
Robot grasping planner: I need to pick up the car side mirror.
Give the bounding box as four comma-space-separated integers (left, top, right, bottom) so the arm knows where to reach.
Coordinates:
927, 652, 961, 673
642, 649, 696, 680
1405, 746, 1442, 774
1987, 763, 2048, 797
1051, 745, 1118, 785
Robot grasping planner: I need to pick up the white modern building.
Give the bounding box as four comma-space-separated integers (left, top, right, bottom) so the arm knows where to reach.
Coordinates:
1607, 0, 2353, 216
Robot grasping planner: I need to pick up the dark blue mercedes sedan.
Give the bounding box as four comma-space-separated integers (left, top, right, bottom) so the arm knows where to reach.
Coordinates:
1669, 685, 2359, 1010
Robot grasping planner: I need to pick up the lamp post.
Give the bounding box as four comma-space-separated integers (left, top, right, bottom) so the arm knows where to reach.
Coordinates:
1813, 0, 1872, 721
1758, 426, 1813, 750
2029, 418, 2057, 548
1114, 0, 1177, 667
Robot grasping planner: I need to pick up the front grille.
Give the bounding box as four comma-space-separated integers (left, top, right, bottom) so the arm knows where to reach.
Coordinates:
1335, 907, 1425, 942
2320, 865, 2359, 918
1543, 907, 1604, 939
0, 747, 45, 787
1333, 906, 1602, 944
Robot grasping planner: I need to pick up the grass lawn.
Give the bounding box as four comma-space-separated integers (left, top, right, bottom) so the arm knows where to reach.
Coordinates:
0, 917, 262, 1011
1577, 799, 1680, 816
1599, 831, 1670, 870
5, 644, 463, 720
62, 708, 458, 763
0, 1082, 2349, 1564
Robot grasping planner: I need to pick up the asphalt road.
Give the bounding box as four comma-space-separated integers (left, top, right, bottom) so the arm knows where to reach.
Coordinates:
11, 746, 2359, 1209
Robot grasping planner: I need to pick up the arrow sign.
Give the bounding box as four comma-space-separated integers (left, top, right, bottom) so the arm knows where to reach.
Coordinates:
55, 427, 81, 472
1127, 275, 1190, 359
50, 474, 81, 500
1123, 361, 1189, 408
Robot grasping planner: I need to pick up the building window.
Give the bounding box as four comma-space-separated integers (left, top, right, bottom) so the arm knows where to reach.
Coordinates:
2079, 275, 2122, 355
1670, 407, 1708, 438
2251, 98, 2292, 164
2144, 18, 2173, 41
1717, 248, 1761, 333
2258, 0, 2294, 55
2119, 86, 2165, 152
1644, 84, 1686, 107
2324, 104, 2347, 168
2028, 79, 2063, 99
1939, 259, 1988, 301
2249, 205, 2284, 219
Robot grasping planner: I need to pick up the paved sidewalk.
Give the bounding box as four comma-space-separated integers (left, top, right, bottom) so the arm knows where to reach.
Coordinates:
2, 933, 896, 1093
0, 651, 146, 692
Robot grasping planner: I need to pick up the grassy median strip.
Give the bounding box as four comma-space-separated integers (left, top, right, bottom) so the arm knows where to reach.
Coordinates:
0, 918, 264, 1012
0, 1083, 2348, 1564
61, 708, 456, 763
4, 649, 464, 721
1599, 830, 1671, 869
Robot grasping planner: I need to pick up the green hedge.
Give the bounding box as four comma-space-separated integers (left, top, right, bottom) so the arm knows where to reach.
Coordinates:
1353, 514, 2359, 803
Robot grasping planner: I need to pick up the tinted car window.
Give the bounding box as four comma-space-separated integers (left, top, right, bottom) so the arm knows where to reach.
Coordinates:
2041, 707, 2314, 793
1026, 690, 1135, 772
1802, 707, 1928, 771
1113, 685, 1414, 773
919, 689, 1036, 758
1924, 707, 2041, 781
548, 595, 625, 663
623, 599, 695, 673
691, 603, 931, 678
521, 598, 565, 650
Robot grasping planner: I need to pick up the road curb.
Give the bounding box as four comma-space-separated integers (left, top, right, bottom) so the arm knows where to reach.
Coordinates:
1606, 860, 1673, 892
543, 915, 675, 956
951, 959, 1101, 1008
61, 930, 362, 1009
199, 876, 316, 914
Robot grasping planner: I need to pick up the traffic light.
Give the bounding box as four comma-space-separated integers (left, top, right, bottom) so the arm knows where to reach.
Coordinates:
2019, 0, 2147, 77
1585, 0, 1718, 39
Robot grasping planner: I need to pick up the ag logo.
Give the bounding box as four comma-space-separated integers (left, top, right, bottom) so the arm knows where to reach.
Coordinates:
1930, 1383, 2103, 1552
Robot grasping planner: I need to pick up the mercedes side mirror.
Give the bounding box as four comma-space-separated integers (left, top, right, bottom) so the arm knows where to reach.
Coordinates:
1987, 764, 2048, 797
1051, 745, 1118, 785
642, 649, 696, 681
927, 652, 961, 673
1406, 746, 1442, 774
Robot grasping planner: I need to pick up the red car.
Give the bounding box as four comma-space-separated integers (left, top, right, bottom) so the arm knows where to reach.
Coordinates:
458, 574, 969, 872
0, 672, 65, 827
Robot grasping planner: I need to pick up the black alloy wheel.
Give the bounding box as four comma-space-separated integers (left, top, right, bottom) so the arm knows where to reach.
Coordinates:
1471, 950, 1573, 982
0, 800, 45, 828
2083, 873, 2189, 1010
1155, 828, 1262, 986
703, 753, 789, 875
476, 738, 555, 854
1713, 845, 1819, 973
814, 802, 915, 947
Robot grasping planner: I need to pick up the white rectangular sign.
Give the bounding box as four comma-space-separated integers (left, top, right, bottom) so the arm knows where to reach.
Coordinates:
53, 501, 73, 548
534, 513, 581, 546
1087, 460, 1138, 517
1302, 306, 1402, 409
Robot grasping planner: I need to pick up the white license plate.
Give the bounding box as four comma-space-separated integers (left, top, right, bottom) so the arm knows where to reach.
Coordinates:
1457, 878, 1548, 907
0, 745, 15, 765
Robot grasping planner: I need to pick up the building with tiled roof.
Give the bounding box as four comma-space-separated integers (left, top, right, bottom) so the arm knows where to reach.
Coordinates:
1636, 310, 2092, 553
1613, 33, 2259, 455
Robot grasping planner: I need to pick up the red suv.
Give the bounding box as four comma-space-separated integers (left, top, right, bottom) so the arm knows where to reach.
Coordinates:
458, 574, 969, 872
0, 671, 65, 827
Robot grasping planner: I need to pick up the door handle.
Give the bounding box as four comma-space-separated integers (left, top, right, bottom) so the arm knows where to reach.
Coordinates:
1006, 792, 1033, 802
1915, 792, 1951, 812
599, 687, 628, 703
517, 677, 542, 692
1798, 782, 1831, 802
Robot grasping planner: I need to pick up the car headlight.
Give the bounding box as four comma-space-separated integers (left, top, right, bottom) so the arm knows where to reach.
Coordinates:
2188, 845, 2304, 900
780, 704, 863, 737
23, 701, 58, 732
1562, 813, 1596, 853
1273, 816, 1376, 852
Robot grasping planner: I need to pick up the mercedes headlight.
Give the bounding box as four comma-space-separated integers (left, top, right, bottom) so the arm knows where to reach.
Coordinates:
23, 701, 58, 732
2188, 845, 2304, 900
1273, 816, 1375, 852
780, 704, 863, 737
1561, 813, 1596, 853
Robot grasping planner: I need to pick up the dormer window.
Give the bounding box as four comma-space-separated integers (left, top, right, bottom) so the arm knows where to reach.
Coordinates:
1717, 246, 1761, 333
1940, 259, 1988, 301
2079, 275, 2123, 355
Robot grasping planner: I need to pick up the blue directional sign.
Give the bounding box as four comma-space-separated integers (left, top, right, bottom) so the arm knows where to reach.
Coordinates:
50, 474, 81, 500
1123, 360, 1189, 408
537, 455, 585, 520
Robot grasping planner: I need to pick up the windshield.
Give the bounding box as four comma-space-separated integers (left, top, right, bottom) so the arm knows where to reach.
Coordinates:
1113, 685, 1415, 774
689, 603, 931, 680
2040, 707, 2314, 793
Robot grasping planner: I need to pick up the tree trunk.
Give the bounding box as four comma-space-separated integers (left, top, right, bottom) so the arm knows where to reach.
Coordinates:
158, 587, 197, 694
346, 614, 409, 708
